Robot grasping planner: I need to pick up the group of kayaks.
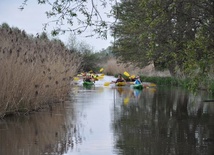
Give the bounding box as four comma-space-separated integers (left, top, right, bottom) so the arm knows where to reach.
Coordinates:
78, 71, 156, 89
115, 82, 154, 89
83, 81, 156, 89
83, 81, 157, 90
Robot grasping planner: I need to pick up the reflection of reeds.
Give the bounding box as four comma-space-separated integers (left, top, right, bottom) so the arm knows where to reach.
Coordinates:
0, 102, 77, 155
0, 23, 82, 117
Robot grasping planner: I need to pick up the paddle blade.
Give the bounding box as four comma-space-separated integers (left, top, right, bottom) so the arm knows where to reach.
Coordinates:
99, 68, 104, 72
97, 76, 104, 80
124, 71, 130, 77
131, 75, 135, 79
73, 77, 79, 81
104, 82, 111, 86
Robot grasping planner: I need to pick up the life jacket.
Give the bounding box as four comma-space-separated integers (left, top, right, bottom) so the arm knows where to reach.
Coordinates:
116, 78, 124, 83
135, 79, 141, 84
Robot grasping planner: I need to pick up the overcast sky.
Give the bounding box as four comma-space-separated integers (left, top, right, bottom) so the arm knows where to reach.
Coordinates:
0, 0, 113, 52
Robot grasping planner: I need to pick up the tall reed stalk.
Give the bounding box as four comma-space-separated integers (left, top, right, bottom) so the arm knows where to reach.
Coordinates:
0, 23, 81, 117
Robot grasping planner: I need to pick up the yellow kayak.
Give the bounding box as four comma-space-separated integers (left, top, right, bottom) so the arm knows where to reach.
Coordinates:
115, 82, 126, 86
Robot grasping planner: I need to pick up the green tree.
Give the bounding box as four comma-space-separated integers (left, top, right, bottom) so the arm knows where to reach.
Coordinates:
111, 0, 214, 78
66, 34, 98, 72
20, 0, 214, 91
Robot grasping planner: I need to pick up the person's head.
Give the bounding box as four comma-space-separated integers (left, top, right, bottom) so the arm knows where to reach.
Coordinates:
136, 76, 140, 79
118, 74, 122, 78
86, 73, 91, 78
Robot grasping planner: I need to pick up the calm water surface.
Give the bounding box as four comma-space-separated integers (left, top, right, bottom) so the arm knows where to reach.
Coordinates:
0, 80, 214, 155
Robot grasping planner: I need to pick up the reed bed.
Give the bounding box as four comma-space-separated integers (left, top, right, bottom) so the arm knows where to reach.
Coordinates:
0, 24, 81, 117
101, 57, 141, 76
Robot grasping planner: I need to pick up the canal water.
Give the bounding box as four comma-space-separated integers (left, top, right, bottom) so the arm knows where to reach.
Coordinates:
0, 76, 214, 155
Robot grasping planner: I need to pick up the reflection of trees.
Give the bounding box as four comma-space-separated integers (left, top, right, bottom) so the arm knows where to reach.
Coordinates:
0, 102, 79, 155
112, 87, 214, 155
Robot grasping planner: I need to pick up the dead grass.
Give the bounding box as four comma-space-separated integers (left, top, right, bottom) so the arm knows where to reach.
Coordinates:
101, 57, 171, 77
102, 57, 141, 76
140, 64, 171, 77
0, 24, 81, 117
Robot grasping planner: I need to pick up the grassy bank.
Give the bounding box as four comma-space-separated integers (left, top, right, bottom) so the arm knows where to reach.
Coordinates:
0, 23, 81, 118
140, 75, 214, 94
100, 57, 214, 93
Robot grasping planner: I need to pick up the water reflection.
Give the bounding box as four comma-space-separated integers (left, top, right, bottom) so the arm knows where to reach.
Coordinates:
0, 101, 77, 155
0, 85, 213, 155
112, 86, 214, 155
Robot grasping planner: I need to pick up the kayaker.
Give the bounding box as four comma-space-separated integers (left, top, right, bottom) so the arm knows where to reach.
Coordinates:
83, 74, 95, 83
91, 74, 99, 81
112, 74, 126, 83
134, 76, 142, 85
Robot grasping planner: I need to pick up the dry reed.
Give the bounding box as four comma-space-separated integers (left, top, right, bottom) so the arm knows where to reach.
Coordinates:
101, 57, 141, 76
0, 24, 81, 117
102, 57, 171, 77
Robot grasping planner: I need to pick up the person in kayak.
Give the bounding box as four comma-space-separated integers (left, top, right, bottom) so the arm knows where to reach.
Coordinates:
111, 73, 126, 83
134, 76, 142, 85
83, 74, 95, 83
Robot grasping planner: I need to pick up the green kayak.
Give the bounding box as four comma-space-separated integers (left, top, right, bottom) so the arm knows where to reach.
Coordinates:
83, 81, 94, 86
131, 84, 143, 89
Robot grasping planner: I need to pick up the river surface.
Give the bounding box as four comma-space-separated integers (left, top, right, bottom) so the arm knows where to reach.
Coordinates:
0, 76, 214, 155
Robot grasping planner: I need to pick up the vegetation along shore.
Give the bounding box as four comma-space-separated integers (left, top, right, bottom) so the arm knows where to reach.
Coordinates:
1, 16, 214, 117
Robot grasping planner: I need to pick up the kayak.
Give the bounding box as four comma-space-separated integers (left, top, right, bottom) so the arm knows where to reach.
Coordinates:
115, 82, 126, 86
131, 84, 143, 89
83, 81, 94, 86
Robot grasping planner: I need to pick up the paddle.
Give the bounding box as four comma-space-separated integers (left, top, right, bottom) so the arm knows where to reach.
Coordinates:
124, 71, 135, 80
124, 71, 130, 77
130, 75, 135, 79
99, 68, 104, 72
97, 76, 104, 80
104, 82, 111, 86
104, 72, 132, 86
73, 77, 79, 81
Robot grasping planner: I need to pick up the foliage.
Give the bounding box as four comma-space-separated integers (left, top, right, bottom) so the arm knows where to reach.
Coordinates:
140, 76, 179, 86
111, 0, 214, 92
81, 51, 99, 72
112, 0, 214, 73
66, 34, 101, 72
20, 0, 116, 38
111, 0, 151, 68
20, 0, 214, 92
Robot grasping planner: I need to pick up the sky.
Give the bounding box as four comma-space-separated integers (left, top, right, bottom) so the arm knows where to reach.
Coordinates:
0, 0, 113, 52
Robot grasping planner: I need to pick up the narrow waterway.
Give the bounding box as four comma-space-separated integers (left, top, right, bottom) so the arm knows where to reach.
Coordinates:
0, 76, 214, 155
